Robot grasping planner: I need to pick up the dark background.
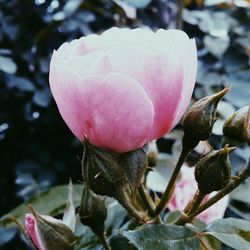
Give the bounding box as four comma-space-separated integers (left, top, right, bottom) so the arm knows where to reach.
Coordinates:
0, 0, 249, 249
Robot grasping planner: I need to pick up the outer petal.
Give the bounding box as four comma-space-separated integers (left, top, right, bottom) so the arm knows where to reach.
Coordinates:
90, 45, 183, 139
156, 29, 197, 126
49, 65, 154, 152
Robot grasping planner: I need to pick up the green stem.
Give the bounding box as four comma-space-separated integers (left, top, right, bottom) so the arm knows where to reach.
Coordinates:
175, 189, 205, 225
138, 184, 155, 216
99, 233, 111, 250
119, 191, 147, 222
154, 134, 198, 217
184, 189, 203, 214
176, 0, 183, 29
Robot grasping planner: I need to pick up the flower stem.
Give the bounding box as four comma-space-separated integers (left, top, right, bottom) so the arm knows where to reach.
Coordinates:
154, 134, 199, 217
99, 233, 111, 250
139, 184, 155, 216
174, 189, 205, 225
176, 0, 184, 29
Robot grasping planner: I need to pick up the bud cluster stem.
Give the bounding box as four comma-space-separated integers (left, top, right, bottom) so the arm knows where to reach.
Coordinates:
154, 134, 199, 217
174, 189, 205, 225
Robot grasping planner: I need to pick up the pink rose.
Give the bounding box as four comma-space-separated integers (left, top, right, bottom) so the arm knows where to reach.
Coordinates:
49, 28, 197, 153
168, 165, 229, 224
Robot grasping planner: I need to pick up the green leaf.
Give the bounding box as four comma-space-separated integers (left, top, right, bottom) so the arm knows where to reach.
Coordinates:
205, 218, 250, 250
123, 224, 199, 250
164, 211, 182, 224
1, 184, 82, 228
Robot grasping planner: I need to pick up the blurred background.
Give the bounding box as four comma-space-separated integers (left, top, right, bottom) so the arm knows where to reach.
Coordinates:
0, 0, 249, 249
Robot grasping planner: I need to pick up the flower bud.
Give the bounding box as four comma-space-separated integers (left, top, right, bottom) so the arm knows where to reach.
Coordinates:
182, 87, 229, 141
25, 206, 75, 250
79, 188, 107, 237
194, 145, 234, 194
223, 105, 250, 145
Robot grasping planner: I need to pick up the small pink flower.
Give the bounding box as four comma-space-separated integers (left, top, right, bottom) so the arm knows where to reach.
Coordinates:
168, 165, 229, 224
49, 28, 197, 153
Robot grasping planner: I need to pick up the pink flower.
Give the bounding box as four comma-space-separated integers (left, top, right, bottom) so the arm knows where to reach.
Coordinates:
168, 165, 229, 224
49, 28, 197, 153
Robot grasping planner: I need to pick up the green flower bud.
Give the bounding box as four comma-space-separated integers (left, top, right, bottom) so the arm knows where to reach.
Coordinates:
223, 105, 250, 145
79, 188, 107, 237
195, 145, 235, 194
182, 87, 229, 141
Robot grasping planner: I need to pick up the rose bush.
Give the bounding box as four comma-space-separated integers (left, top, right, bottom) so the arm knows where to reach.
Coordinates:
168, 165, 229, 224
49, 28, 197, 153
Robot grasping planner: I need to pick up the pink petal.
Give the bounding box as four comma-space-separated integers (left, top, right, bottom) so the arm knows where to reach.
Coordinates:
49, 65, 154, 152
156, 29, 197, 126
90, 45, 183, 139
25, 214, 44, 250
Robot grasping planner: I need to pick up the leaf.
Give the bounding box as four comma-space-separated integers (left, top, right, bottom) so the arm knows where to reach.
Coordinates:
0, 56, 17, 74
164, 211, 182, 224
204, 35, 230, 58
1, 185, 82, 228
123, 224, 199, 250
205, 218, 250, 250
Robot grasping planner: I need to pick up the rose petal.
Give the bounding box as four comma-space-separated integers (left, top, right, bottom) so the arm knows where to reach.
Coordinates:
90, 45, 183, 139
50, 65, 154, 152
156, 29, 197, 125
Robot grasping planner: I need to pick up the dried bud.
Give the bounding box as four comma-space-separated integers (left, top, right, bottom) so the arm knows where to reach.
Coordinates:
147, 140, 158, 167
182, 87, 229, 141
195, 145, 235, 194
24, 206, 75, 250
79, 188, 107, 237
82, 139, 147, 201
223, 105, 250, 145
